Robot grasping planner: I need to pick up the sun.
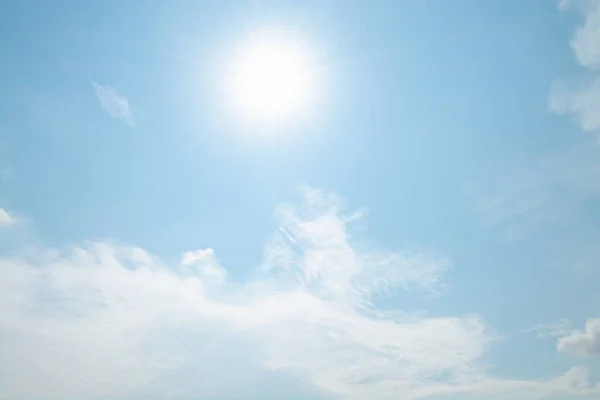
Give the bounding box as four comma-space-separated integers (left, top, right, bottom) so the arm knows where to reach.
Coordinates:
224, 29, 317, 127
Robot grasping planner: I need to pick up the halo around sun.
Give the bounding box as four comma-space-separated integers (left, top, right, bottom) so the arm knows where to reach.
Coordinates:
223, 28, 318, 129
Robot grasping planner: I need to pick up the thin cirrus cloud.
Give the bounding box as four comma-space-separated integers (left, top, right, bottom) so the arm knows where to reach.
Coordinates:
550, 0, 600, 137
1, 188, 599, 400
525, 319, 574, 338
91, 80, 136, 126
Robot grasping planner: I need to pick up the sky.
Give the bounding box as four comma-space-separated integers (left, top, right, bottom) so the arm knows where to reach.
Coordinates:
1, 0, 600, 399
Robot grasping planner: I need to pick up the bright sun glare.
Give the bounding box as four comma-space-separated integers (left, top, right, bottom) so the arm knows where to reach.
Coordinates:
225, 30, 317, 127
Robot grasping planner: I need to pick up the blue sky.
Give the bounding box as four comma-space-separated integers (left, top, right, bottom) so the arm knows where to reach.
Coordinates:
1, 0, 600, 399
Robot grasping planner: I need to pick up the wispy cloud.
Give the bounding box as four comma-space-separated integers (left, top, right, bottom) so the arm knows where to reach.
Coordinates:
550, 1, 600, 137
0, 189, 598, 400
91, 81, 136, 126
525, 319, 573, 338
478, 145, 600, 239
558, 318, 600, 357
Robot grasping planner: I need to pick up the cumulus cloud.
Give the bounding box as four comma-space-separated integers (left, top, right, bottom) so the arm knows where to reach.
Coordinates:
0, 207, 14, 227
558, 318, 600, 356
91, 81, 136, 126
550, 1, 600, 136
0, 189, 598, 400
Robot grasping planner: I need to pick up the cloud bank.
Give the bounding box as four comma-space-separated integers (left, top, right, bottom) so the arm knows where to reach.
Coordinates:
0, 189, 598, 400
91, 81, 136, 126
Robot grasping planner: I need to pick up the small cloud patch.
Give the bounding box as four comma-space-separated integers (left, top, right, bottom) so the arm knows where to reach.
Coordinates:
91, 81, 136, 126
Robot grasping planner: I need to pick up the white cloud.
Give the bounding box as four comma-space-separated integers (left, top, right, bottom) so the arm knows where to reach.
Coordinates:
0, 207, 14, 227
558, 318, 600, 356
550, 1, 600, 136
91, 81, 136, 126
0, 189, 598, 400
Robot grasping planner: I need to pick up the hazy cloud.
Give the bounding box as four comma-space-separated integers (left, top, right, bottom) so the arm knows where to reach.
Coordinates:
550, 78, 600, 134
91, 81, 136, 126
0, 208, 13, 227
